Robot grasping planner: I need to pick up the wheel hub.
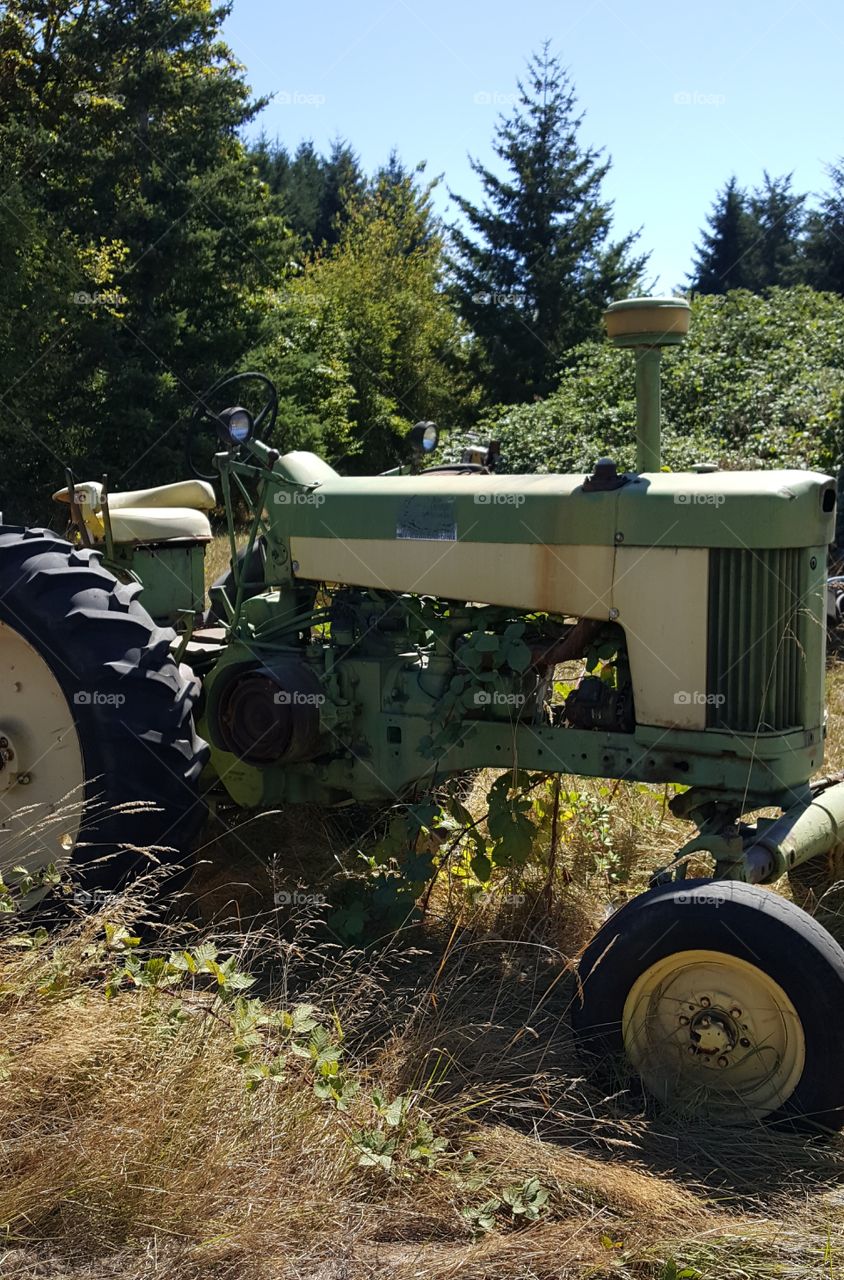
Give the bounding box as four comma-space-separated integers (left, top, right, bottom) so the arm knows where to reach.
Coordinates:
687, 1005, 738, 1059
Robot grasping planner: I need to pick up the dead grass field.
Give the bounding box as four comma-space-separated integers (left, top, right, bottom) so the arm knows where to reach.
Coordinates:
3, 551, 844, 1279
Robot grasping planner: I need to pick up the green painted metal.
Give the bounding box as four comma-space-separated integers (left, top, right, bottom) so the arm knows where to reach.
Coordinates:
109, 542, 206, 624
634, 347, 662, 471
743, 780, 844, 883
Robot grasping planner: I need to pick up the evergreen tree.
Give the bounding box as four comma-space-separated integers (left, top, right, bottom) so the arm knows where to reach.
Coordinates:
689, 177, 757, 293
746, 171, 805, 290
801, 160, 844, 295
449, 44, 646, 403
0, 0, 290, 513
314, 139, 364, 246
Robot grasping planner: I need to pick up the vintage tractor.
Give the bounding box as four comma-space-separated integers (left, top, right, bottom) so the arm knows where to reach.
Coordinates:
4, 295, 844, 1128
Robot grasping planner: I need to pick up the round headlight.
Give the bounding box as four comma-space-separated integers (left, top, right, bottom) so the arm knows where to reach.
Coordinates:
220, 406, 253, 445
409, 420, 439, 454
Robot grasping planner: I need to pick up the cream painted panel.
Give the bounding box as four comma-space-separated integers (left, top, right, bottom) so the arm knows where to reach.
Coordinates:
613, 546, 709, 730
290, 538, 616, 618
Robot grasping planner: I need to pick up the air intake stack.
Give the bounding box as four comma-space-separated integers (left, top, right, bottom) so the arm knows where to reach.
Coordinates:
604, 296, 691, 473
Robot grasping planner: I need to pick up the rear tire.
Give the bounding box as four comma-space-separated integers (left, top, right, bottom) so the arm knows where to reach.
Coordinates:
572, 879, 844, 1130
0, 527, 208, 896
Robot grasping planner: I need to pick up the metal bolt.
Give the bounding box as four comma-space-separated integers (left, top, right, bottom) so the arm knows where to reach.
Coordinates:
18, 773, 31, 785
614, 531, 624, 543
717, 1056, 729, 1068
608, 607, 620, 620
699, 996, 711, 1008
0, 737, 7, 748
729, 1006, 742, 1018
698, 1017, 710, 1028
687, 1046, 697, 1055
291, 560, 300, 573
678, 1015, 689, 1025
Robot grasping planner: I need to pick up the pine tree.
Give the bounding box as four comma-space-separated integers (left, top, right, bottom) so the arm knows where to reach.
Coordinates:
314, 139, 364, 247
801, 160, 844, 296
689, 178, 757, 293
746, 172, 805, 290
449, 44, 646, 403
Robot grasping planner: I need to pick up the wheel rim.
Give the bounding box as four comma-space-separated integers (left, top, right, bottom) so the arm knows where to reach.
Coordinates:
0, 622, 85, 882
623, 948, 806, 1122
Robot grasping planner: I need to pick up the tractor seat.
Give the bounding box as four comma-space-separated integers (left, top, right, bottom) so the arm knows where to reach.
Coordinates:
53, 479, 215, 544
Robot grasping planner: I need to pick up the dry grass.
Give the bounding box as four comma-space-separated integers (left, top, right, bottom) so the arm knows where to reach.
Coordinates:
5, 596, 844, 1276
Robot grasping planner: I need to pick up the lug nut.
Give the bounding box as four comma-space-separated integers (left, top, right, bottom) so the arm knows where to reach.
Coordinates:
700, 996, 711, 1007
687, 1046, 697, 1055
717, 1056, 729, 1068
678, 1015, 689, 1025
698, 1017, 710, 1028
730, 1007, 742, 1018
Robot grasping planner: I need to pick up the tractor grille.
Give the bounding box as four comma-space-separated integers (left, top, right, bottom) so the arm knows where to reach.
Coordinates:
707, 548, 805, 732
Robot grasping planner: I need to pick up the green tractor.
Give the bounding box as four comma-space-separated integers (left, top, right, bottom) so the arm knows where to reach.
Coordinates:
4, 296, 844, 1128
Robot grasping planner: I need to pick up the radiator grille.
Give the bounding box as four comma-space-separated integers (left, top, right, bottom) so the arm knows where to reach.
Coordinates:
707, 548, 805, 732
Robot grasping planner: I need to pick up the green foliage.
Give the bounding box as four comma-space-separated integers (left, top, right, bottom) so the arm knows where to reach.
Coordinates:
802, 158, 844, 296
449, 42, 646, 404
473, 288, 844, 477
689, 174, 806, 294
0, 0, 290, 519
251, 135, 365, 249
462, 1176, 552, 1235
253, 171, 474, 470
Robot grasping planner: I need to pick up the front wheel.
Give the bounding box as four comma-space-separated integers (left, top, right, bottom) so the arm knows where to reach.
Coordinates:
572, 879, 844, 1130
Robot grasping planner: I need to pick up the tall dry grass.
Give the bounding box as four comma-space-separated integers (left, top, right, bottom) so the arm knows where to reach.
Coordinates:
4, 637, 844, 1275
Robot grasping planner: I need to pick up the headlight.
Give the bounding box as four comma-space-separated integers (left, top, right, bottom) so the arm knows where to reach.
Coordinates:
219, 405, 254, 445
409, 420, 439, 454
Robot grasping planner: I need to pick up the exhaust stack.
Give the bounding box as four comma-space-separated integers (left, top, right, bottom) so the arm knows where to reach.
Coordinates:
604, 296, 690, 473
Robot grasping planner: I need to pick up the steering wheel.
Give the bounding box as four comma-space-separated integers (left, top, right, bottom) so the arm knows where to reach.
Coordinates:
186, 371, 279, 481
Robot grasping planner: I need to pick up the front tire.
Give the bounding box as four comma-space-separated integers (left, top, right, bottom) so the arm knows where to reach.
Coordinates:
0, 527, 208, 897
572, 879, 844, 1130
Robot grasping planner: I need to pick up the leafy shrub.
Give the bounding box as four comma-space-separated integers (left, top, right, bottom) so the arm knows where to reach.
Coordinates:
470, 288, 844, 476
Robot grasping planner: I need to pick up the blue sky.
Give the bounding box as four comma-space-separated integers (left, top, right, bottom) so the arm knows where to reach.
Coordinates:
224, 0, 844, 291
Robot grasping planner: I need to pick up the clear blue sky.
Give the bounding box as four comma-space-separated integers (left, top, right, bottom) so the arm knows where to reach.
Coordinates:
224, 0, 844, 291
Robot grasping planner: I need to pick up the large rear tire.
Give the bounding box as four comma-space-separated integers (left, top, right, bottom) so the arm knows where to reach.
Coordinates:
0, 527, 208, 896
572, 879, 844, 1130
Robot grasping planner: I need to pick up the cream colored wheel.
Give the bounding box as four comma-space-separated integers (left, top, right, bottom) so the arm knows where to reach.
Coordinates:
573, 881, 844, 1131
623, 949, 805, 1122
0, 623, 85, 877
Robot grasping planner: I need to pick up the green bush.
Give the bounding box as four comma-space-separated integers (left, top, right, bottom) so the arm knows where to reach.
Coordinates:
473, 288, 844, 476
